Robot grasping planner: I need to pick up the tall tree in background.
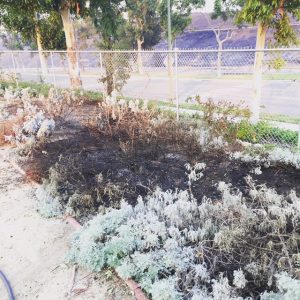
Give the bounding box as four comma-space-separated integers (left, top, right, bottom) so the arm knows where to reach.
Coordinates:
44, 0, 87, 87
212, 0, 243, 21
89, 0, 132, 96
89, 0, 125, 50
158, 0, 205, 46
0, 1, 65, 76
236, 0, 300, 120
203, 12, 234, 77
212, 0, 300, 120
237, 0, 300, 47
126, 0, 161, 74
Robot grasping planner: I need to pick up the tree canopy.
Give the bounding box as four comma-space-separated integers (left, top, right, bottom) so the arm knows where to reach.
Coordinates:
158, 0, 205, 43
125, 0, 161, 49
1, 0, 299, 50
211, 0, 300, 46
42, 0, 88, 15
88, 0, 126, 49
0, 0, 65, 49
237, 0, 300, 46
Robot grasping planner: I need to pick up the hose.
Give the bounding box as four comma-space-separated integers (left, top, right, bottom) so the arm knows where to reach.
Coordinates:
0, 270, 15, 300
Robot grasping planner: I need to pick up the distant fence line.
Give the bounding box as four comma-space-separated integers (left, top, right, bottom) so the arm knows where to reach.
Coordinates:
0, 48, 300, 108
0, 48, 300, 148
1, 48, 299, 79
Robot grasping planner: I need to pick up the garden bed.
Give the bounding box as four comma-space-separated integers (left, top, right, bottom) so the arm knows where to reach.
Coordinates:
19, 121, 300, 221
2, 84, 300, 300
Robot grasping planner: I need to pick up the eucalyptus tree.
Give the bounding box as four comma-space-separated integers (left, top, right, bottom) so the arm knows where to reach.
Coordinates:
88, 0, 132, 96
211, 0, 300, 120
125, 0, 161, 74
158, 0, 206, 46
236, 0, 300, 48
0, 0, 65, 76
42, 0, 88, 87
237, 0, 300, 120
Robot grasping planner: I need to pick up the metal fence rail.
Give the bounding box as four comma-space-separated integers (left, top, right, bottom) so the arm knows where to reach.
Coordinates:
0, 48, 299, 148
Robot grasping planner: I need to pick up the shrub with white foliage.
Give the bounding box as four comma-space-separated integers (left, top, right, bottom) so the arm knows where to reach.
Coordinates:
149, 277, 182, 300
233, 270, 247, 289
35, 185, 63, 218
7, 111, 55, 145
231, 147, 300, 169
1, 86, 55, 151
43, 88, 83, 121
261, 272, 300, 300
251, 166, 262, 175
68, 178, 300, 299
2, 86, 35, 102
185, 162, 206, 183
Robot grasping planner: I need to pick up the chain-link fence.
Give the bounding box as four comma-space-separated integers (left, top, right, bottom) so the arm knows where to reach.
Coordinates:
0, 48, 299, 148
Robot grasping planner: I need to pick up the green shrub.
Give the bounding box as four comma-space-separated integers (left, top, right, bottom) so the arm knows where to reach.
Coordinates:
18, 81, 52, 96
237, 121, 298, 146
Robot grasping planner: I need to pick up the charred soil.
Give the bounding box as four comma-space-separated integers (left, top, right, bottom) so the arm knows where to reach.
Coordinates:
19, 122, 300, 220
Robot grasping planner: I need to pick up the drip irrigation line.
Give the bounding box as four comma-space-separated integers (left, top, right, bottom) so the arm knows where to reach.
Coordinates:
0, 270, 15, 300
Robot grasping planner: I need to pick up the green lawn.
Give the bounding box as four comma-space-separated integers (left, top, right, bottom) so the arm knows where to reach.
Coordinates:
261, 113, 300, 124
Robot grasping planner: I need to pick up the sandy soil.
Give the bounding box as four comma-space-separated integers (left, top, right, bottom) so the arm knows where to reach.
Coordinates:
0, 147, 134, 300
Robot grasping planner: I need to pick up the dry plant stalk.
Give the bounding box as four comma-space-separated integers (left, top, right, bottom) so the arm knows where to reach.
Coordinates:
94, 98, 157, 148
42, 88, 84, 122
0, 116, 25, 145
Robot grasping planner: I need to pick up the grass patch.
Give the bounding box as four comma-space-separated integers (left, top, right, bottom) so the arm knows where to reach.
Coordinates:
261, 113, 300, 124
145, 72, 300, 81
237, 120, 298, 146
19, 81, 53, 96
0, 80, 54, 96
74, 89, 103, 102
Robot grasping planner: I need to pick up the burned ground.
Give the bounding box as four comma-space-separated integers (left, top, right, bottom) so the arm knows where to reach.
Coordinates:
19, 122, 300, 220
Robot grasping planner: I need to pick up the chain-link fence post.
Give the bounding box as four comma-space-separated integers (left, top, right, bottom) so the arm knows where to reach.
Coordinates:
168, 50, 175, 101
251, 49, 264, 123
10, 52, 18, 87
298, 123, 300, 150
50, 51, 58, 93
99, 51, 103, 75
175, 48, 179, 121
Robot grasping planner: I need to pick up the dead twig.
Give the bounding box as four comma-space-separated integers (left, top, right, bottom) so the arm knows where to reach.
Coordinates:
67, 265, 77, 299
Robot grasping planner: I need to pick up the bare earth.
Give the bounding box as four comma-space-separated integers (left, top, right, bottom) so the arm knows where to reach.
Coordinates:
0, 147, 134, 300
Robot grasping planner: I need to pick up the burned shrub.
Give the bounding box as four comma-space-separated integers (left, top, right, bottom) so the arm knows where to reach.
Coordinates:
42, 88, 83, 122
91, 95, 155, 146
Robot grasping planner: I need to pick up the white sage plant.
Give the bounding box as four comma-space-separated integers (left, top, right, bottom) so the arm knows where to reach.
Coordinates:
231, 147, 300, 169
68, 179, 300, 299
185, 162, 206, 193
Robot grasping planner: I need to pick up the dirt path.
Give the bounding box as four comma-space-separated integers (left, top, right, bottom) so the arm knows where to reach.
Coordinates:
0, 147, 134, 300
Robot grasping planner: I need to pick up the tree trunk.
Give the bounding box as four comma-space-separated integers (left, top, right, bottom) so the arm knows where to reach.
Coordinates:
252, 22, 267, 122
35, 25, 48, 77
217, 44, 222, 78
137, 38, 144, 75
60, 5, 82, 88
